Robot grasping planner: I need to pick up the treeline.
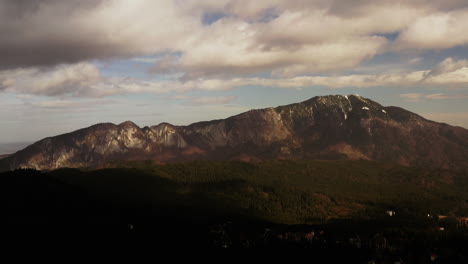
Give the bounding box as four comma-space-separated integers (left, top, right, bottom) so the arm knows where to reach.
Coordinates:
43, 159, 468, 224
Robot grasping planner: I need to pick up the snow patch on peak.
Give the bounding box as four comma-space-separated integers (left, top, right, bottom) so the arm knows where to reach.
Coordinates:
382, 109, 387, 114
362, 107, 370, 111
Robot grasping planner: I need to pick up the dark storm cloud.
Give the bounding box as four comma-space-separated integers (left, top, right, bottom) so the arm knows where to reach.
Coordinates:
0, 0, 135, 69
326, 0, 468, 17
0, 0, 198, 70
0, 0, 102, 17
0, 41, 130, 70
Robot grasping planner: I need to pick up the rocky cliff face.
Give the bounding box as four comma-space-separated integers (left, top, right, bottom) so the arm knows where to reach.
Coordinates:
2, 95, 468, 171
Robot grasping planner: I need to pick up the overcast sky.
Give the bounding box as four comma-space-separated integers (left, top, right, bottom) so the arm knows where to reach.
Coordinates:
1, 0, 468, 152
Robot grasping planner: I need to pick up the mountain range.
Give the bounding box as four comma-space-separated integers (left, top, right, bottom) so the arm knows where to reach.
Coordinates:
1, 95, 467, 171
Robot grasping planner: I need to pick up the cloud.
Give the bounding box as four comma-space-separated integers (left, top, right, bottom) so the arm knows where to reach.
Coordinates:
0, 62, 174, 97
188, 96, 237, 105
152, 34, 387, 78
34, 100, 87, 109
0, 63, 100, 96
3, 0, 468, 80
2, 58, 468, 97
426, 57, 468, 77
400, 93, 468, 102
31, 98, 119, 110
396, 9, 468, 50
0, 0, 196, 69
400, 93, 425, 102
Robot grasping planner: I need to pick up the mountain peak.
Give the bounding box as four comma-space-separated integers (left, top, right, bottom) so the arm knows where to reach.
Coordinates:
301, 94, 375, 105
118, 120, 139, 128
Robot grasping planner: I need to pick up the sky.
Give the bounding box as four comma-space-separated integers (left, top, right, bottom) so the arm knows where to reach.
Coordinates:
1, 0, 468, 153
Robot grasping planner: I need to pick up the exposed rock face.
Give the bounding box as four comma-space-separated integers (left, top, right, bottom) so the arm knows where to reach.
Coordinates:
1, 95, 468, 171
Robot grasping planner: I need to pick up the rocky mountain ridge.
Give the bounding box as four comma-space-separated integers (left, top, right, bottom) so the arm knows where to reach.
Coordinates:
1, 95, 467, 171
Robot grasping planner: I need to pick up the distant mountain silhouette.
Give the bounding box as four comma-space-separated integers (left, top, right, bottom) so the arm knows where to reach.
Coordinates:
1, 95, 467, 171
